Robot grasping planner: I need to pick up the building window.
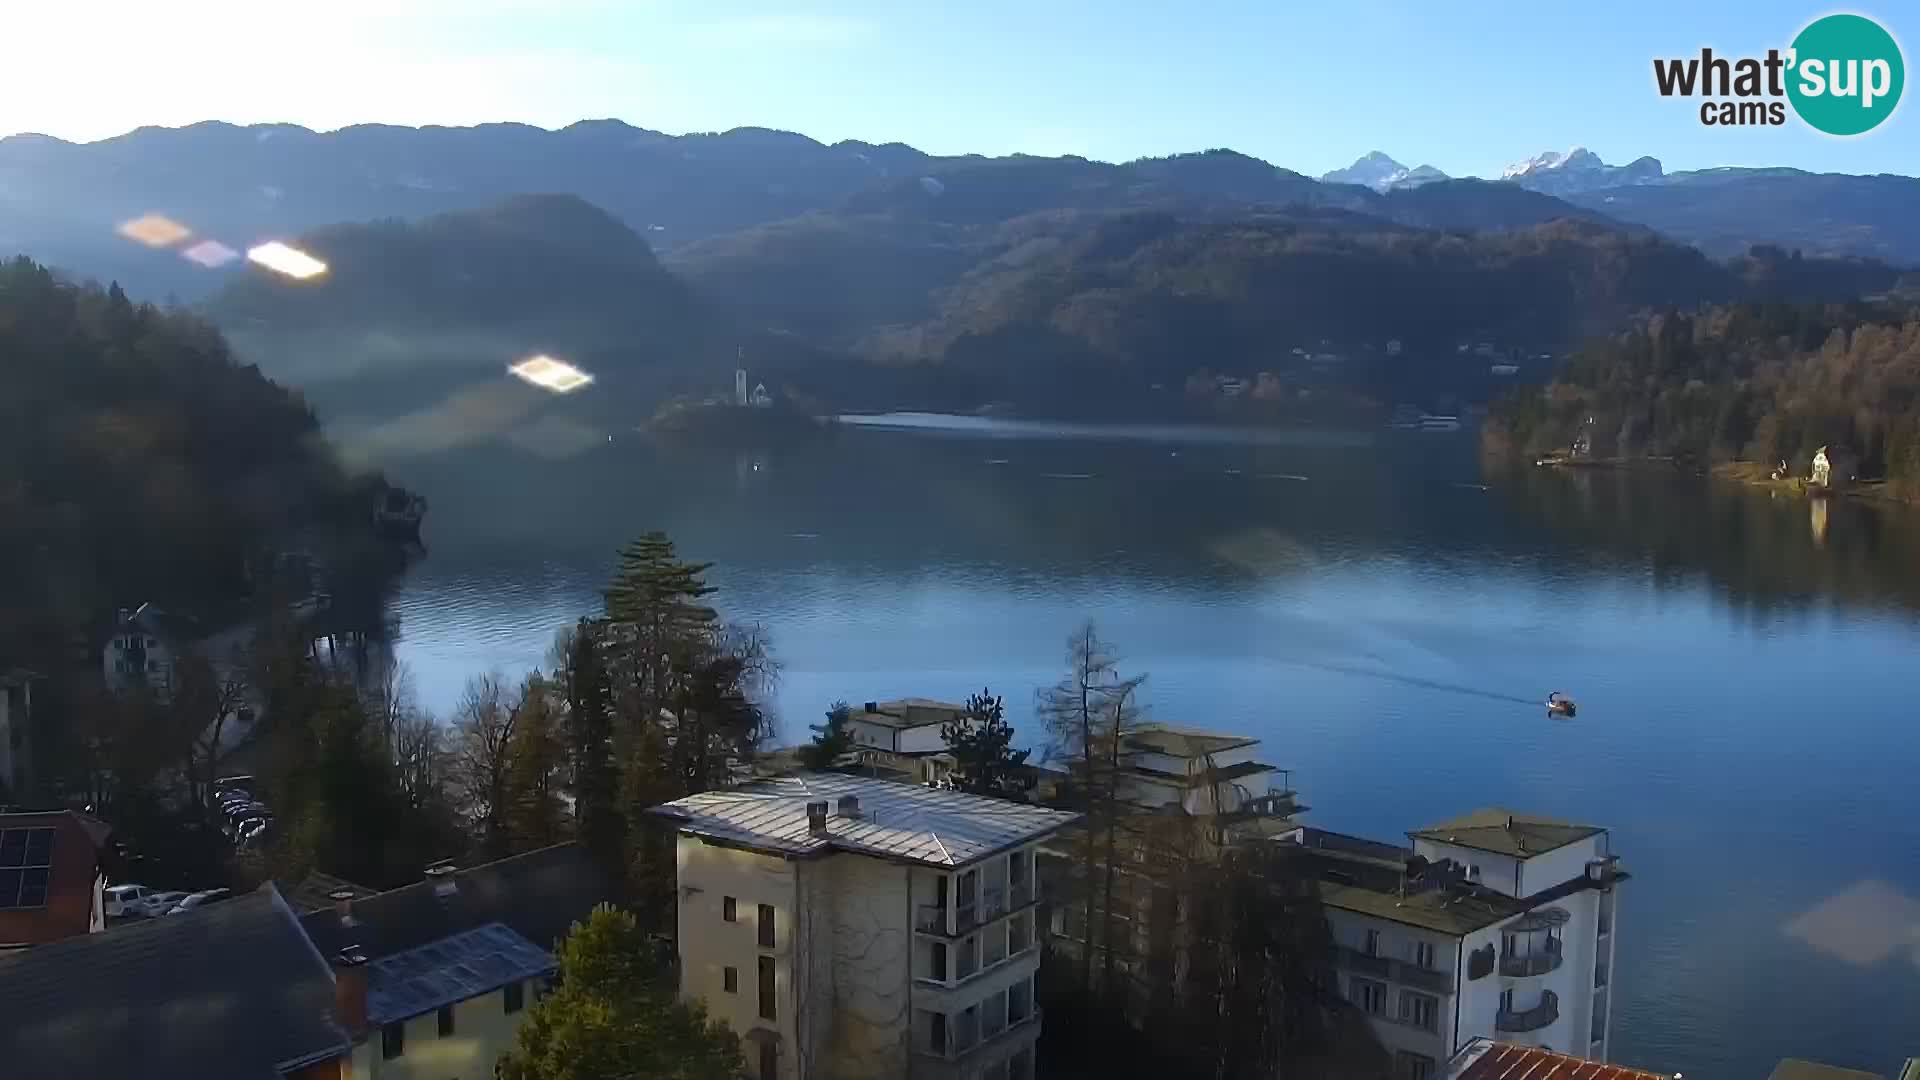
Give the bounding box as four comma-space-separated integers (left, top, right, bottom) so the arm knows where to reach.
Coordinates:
723, 896, 737, 922
758, 903, 776, 948
382, 1022, 405, 1060
1401, 991, 1438, 1031
1397, 1051, 1436, 1080
724, 966, 739, 993
758, 956, 777, 1021
929, 1011, 947, 1054
759, 1039, 777, 1080
1499, 988, 1514, 1014
930, 941, 948, 981
504, 980, 524, 1014
1363, 928, 1381, 957
1010, 975, 1033, 1023
1412, 940, 1436, 970
1352, 977, 1386, 1015
0, 827, 55, 909
1009, 911, 1031, 954
438, 1005, 455, 1036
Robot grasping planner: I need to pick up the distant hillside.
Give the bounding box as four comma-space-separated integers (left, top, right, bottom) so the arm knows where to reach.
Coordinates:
828, 216, 1903, 415
1486, 300, 1920, 500
205, 194, 726, 436
1563, 170, 1920, 264
0, 256, 396, 674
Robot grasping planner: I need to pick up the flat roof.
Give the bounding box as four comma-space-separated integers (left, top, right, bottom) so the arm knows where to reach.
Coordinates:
650, 772, 1079, 869
1129, 760, 1276, 785
852, 698, 968, 730
1769, 1061, 1886, 1080
1124, 723, 1260, 757
1410, 807, 1604, 859
1317, 877, 1527, 937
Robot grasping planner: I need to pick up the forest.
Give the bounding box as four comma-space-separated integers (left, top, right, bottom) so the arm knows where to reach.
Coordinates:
1485, 300, 1920, 498
0, 257, 401, 679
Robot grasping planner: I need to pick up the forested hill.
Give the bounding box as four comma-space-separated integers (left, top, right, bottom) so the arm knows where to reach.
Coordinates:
768, 215, 1903, 415
1485, 301, 1920, 498
206, 194, 729, 426
0, 256, 394, 672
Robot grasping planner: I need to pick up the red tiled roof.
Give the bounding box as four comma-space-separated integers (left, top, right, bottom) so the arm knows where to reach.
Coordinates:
1456, 1044, 1671, 1080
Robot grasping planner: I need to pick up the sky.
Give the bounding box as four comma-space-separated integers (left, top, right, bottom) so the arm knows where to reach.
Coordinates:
1, 0, 1914, 178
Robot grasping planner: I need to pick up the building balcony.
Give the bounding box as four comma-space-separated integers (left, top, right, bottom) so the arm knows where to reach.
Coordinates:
1498, 939, 1562, 977
1495, 990, 1559, 1034
1336, 947, 1453, 995
916, 889, 1040, 938
914, 1006, 1042, 1066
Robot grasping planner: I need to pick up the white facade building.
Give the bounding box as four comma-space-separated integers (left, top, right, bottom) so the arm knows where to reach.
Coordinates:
1280, 809, 1624, 1079
1113, 723, 1301, 818
651, 773, 1079, 1080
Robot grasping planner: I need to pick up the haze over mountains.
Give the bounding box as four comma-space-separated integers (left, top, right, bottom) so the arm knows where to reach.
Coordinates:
2, 119, 1915, 436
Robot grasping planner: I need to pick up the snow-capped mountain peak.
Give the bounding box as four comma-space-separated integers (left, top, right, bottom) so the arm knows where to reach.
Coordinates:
1321, 151, 1451, 193
1502, 147, 1663, 194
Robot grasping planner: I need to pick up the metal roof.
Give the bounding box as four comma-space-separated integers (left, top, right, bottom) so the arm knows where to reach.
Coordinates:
851, 699, 969, 730
650, 772, 1079, 868
365, 922, 554, 1025
1449, 1039, 1672, 1079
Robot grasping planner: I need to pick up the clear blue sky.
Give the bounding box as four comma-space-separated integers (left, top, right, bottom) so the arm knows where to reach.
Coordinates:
2, 0, 1912, 177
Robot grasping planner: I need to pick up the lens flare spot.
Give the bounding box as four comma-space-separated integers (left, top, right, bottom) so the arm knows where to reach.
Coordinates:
181, 240, 240, 268
117, 214, 191, 248
246, 241, 328, 279
508, 354, 594, 394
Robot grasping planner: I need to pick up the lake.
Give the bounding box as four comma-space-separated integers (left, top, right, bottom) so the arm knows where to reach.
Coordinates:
388, 414, 1920, 1078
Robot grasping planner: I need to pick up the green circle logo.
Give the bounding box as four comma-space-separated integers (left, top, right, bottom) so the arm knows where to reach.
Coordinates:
1787, 14, 1905, 135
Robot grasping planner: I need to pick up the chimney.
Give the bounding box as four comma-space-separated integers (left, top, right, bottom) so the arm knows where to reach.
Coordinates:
425, 862, 458, 898
333, 946, 370, 1037
837, 794, 862, 820
1504, 815, 1515, 831
807, 801, 829, 835
330, 888, 357, 926
863, 701, 878, 714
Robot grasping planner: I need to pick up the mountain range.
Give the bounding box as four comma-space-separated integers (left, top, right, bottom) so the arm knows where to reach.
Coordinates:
3, 121, 1918, 304
3, 119, 1916, 440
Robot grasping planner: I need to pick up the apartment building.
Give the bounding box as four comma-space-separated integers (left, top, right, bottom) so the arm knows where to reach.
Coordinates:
651, 772, 1080, 1080
1041, 723, 1304, 1020
297, 843, 613, 1080
1283, 808, 1625, 1079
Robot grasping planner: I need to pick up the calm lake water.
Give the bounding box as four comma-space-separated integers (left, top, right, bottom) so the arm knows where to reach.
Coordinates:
389, 414, 1920, 1078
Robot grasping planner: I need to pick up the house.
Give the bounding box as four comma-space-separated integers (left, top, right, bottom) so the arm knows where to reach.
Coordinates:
1041, 724, 1303, 1025
102, 602, 197, 697
1111, 723, 1303, 821
1285, 808, 1625, 1076
1446, 1038, 1671, 1079
1489, 363, 1520, 377
0, 809, 113, 948
0, 668, 36, 796
0, 883, 354, 1080
845, 698, 970, 784
751, 382, 774, 408
1811, 445, 1859, 489
296, 843, 614, 1080
650, 772, 1080, 1080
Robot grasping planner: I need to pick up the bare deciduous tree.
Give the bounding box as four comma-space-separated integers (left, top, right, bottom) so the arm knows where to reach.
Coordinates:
451, 673, 518, 856
1036, 620, 1146, 998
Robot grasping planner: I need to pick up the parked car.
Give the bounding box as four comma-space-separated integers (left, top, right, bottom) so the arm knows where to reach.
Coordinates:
104, 884, 153, 918
137, 890, 189, 917
167, 889, 233, 915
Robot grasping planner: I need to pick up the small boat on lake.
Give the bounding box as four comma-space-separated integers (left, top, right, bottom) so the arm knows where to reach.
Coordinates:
1546, 691, 1577, 718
